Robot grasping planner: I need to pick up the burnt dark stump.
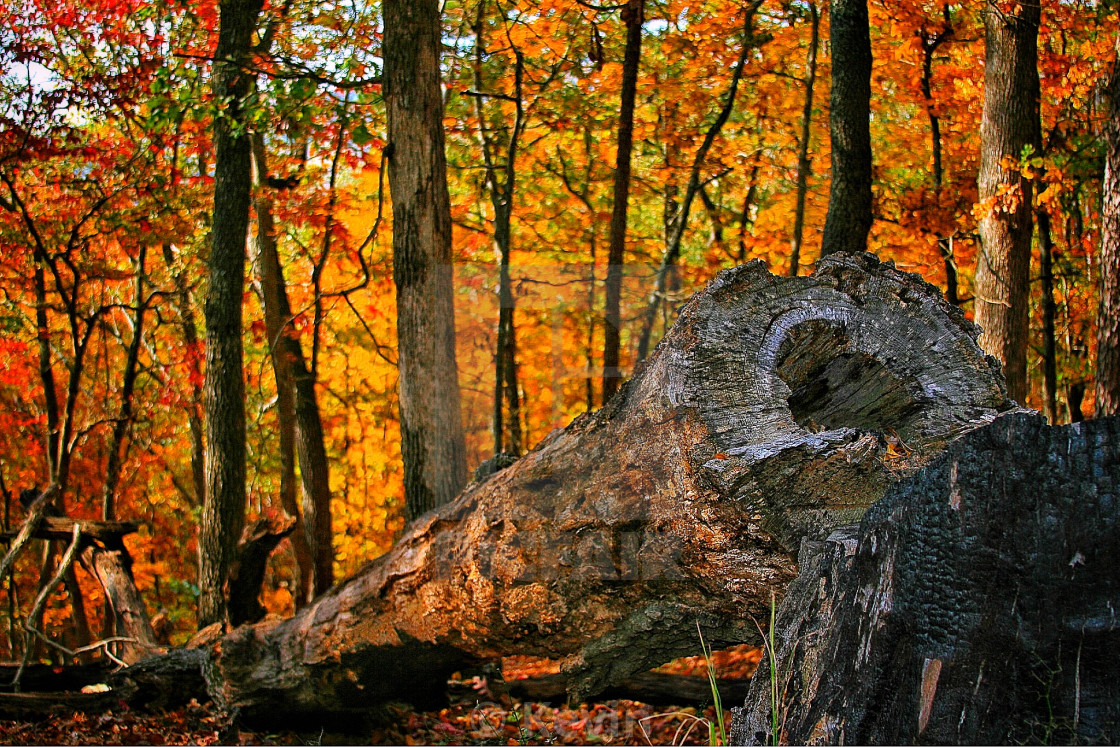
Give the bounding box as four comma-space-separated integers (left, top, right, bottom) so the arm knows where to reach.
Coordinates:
731, 412, 1120, 745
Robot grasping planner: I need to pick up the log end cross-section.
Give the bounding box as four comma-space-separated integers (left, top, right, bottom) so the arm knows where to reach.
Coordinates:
208, 253, 1015, 720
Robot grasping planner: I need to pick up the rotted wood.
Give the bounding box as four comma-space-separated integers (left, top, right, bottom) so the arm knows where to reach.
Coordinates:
78, 539, 161, 665
730, 413, 1120, 745
206, 253, 1013, 720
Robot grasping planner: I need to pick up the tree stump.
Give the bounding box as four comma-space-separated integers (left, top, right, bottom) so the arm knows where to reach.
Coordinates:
205, 253, 1013, 719
730, 413, 1120, 745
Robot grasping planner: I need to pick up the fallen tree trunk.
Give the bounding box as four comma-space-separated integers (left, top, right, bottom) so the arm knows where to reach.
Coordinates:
207, 253, 1012, 719
730, 413, 1120, 745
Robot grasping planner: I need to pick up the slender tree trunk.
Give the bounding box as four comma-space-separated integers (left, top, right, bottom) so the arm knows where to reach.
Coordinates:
921, 8, 958, 305
635, 6, 757, 362
789, 1, 819, 276
1038, 206, 1059, 422
974, 0, 1039, 406
555, 128, 600, 412
160, 243, 206, 507
472, 2, 524, 457
384, 0, 468, 520
199, 0, 264, 627
101, 246, 147, 522
819, 0, 873, 257
1097, 32, 1120, 415
250, 136, 317, 606
737, 161, 761, 263
601, 0, 644, 403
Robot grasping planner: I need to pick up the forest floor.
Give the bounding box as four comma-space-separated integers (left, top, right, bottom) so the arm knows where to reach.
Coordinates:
0, 647, 760, 745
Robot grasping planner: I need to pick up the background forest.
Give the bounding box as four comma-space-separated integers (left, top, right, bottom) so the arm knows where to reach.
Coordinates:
0, 0, 1115, 651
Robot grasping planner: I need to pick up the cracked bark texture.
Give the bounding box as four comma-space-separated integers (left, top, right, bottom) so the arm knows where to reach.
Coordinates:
731, 413, 1120, 745
204, 253, 1012, 721
383, 0, 468, 519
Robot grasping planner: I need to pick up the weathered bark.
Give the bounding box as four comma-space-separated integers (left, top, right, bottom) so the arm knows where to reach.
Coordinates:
789, 0, 819, 277
730, 413, 1120, 745
384, 0, 468, 520
199, 0, 264, 627
819, 0, 873, 257
204, 253, 1012, 719
974, 0, 1039, 406
601, 0, 645, 402
1097, 32, 1120, 415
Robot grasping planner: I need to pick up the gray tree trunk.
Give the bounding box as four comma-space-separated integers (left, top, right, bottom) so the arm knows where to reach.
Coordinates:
731, 413, 1120, 745
202, 253, 1012, 720
383, 0, 468, 520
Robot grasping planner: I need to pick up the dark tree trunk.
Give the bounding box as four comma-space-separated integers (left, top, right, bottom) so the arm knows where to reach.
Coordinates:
160, 243, 206, 507
202, 253, 1012, 720
384, 0, 468, 520
227, 515, 297, 627
251, 140, 314, 607
199, 0, 264, 628
101, 246, 146, 522
730, 413, 1120, 745
974, 0, 1039, 406
819, 0, 873, 257
472, 1, 525, 457
920, 8, 957, 305
601, 0, 644, 403
789, 0, 819, 277
1038, 206, 1059, 422
1097, 32, 1120, 415
251, 136, 332, 599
